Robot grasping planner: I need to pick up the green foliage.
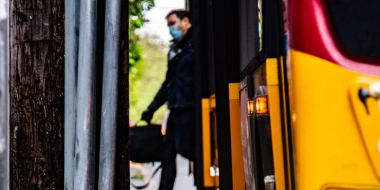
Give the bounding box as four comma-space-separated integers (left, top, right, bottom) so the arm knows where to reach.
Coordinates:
129, 0, 154, 73
129, 35, 169, 125
129, 0, 169, 125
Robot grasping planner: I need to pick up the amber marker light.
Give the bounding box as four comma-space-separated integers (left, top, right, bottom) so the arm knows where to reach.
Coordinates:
255, 96, 268, 115
247, 99, 255, 116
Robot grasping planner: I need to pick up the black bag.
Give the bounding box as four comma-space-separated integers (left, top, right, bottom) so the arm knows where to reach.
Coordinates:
129, 123, 165, 163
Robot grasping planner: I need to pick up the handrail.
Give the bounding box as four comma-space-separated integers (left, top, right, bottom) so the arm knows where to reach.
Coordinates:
74, 0, 98, 189
0, 0, 9, 189
98, 0, 122, 188
64, 0, 79, 188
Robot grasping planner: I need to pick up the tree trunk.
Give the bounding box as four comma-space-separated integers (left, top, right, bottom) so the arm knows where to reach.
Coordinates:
10, 0, 64, 189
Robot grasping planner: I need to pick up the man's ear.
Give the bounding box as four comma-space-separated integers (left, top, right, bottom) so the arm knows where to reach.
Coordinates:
182, 17, 190, 24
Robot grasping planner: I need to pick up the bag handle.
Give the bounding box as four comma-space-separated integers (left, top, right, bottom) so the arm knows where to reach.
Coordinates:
131, 164, 162, 189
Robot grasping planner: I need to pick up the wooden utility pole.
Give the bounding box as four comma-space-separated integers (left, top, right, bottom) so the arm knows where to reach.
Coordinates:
8, 0, 130, 189
10, 0, 64, 189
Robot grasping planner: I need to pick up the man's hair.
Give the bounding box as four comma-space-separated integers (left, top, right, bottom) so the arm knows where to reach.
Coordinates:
166, 9, 191, 21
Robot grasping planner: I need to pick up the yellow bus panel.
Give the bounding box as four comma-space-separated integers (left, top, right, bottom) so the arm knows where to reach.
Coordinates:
289, 49, 380, 189
266, 58, 286, 190
201, 98, 219, 188
228, 83, 246, 190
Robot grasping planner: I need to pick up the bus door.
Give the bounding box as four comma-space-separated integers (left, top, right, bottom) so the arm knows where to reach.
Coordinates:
238, 0, 288, 189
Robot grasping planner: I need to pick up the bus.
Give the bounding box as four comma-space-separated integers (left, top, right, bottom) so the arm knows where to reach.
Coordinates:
191, 0, 380, 189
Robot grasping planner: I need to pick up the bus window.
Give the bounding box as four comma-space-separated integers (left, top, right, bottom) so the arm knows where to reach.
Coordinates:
238, 0, 260, 72
326, 0, 380, 61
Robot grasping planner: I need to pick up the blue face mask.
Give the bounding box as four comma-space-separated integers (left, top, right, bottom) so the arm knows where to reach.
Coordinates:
169, 26, 183, 40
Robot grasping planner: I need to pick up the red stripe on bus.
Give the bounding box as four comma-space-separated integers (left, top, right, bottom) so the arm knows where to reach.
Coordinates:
289, 0, 380, 75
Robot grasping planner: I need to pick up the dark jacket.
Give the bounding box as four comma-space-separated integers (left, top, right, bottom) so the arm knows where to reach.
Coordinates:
147, 28, 194, 112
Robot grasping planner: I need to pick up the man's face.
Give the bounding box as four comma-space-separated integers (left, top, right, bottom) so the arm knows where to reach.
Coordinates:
166, 14, 190, 34
167, 14, 182, 30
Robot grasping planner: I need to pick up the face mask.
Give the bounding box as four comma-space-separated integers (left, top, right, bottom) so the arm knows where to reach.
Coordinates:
169, 26, 183, 40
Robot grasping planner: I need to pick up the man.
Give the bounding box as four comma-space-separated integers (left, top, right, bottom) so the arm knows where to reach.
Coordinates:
141, 10, 195, 190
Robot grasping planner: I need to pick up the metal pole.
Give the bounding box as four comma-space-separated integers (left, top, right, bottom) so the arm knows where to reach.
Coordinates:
74, 0, 98, 189
64, 0, 80, 189
0, 0, 9, 189
98, 0, 121, 188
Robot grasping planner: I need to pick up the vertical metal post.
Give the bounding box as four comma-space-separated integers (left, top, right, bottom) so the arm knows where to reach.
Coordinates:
64, 0, 79, 189
0, 0, 9, 189
98, 0, 121, 188
74, 0, 98, 189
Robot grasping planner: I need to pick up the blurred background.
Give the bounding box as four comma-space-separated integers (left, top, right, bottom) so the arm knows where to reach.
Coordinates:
129, 1, 196, 189
129, 0, 186, 125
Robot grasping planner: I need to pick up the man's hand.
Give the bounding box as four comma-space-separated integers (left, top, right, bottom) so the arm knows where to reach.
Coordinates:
141, 110, 153, 124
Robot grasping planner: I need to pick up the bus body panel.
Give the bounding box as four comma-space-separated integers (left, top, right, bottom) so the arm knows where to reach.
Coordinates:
201, 98, 219, 188
349, 79, 380, 179
289, 49, 380, 189
228, 83, 246, 190
266, 58, 286, 190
